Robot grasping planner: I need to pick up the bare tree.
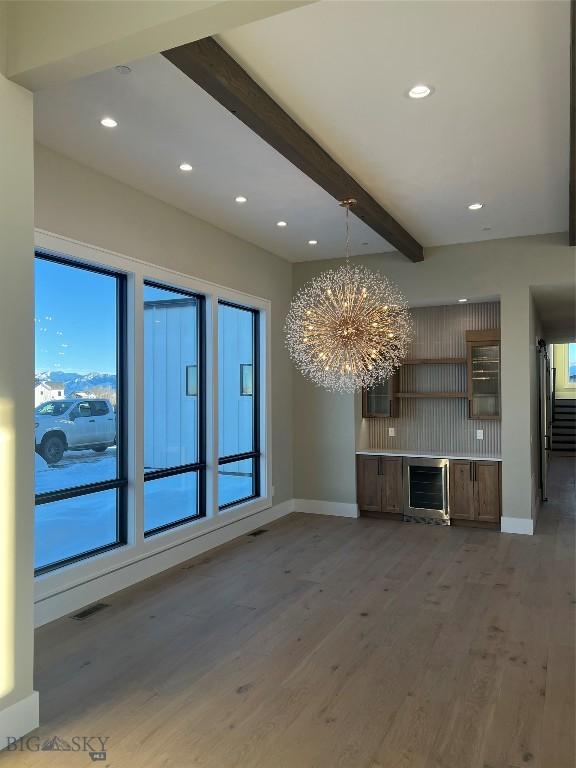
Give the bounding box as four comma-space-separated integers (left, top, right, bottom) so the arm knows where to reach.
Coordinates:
88, 385, 117, 407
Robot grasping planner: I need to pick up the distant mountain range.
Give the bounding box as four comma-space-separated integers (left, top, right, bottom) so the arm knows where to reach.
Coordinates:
35, 370, 117, 396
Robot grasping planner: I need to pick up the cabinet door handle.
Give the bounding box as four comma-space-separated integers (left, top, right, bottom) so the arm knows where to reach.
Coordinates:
470, 462, 473, 481
473, 462, 477, 482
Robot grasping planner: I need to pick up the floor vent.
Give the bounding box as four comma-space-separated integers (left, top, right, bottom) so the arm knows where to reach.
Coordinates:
71, 603, 110, 620
248, 529, 268, 537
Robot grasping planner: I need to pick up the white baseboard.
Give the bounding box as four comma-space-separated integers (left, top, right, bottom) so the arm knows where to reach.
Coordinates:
294, 499, 359, 518
34, 499, 294, 627
501, 516, 534, 535
0, 691, 39, 749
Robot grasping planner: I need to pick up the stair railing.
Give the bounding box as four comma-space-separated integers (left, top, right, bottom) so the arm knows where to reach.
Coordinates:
551, 367, 556, 422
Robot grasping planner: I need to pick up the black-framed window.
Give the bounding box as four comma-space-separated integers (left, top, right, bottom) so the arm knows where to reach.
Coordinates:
218, 301, 260, 509
34, 252, 127, 574
143, 281, 205, 535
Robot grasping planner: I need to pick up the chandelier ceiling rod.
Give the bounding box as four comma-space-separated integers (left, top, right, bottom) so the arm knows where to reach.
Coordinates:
339, 198, 357, 262
284, 200, 412, 393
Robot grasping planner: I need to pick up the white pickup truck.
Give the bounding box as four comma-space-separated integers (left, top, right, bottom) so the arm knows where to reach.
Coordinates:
35, 399, 116, 464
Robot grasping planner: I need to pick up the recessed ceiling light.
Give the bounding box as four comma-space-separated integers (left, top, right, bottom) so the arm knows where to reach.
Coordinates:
482, 226, 492, 231
235, 196, 247, 203
277, 221, 287, 227
308, 240, 318, 245
100, 117, 118, 128
467, 202, 484, 211
408, 84, 432, 99
458, 298, 468, 303
179, 163, 193, 172
115, 65, 132, 75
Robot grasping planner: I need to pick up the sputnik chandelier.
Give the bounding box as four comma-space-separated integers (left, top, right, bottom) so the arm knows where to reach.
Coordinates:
284, 199, 412, 393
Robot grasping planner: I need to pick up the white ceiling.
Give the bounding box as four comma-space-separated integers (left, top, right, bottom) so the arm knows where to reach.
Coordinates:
35, 0, 570, 263
34, 54, 390, 262
533, 286, 576, 342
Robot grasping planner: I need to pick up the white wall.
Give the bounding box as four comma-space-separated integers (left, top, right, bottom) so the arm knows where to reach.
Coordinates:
293, 234, 576, 525
0, 70, 38, 742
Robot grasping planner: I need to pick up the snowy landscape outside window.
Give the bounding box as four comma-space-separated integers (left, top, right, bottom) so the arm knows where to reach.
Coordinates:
569, 343, 576, 383
34, 253, 127, 572
143, 281, 205, 534
218, 301, 260, 508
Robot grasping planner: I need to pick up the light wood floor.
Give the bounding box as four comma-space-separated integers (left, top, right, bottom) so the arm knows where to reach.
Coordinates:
3, 456, 575, 767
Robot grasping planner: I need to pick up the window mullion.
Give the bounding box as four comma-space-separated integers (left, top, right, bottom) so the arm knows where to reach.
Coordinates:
210, 296, 219, 515
131, 271, 145, 546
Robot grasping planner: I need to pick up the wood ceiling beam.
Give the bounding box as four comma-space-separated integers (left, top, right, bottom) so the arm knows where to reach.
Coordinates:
570, 0, 576, 245
162, 37, 424, 262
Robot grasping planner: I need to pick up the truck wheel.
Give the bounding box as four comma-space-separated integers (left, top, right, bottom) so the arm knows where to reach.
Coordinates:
92, 445, 107, 453
41, 434, 65, 465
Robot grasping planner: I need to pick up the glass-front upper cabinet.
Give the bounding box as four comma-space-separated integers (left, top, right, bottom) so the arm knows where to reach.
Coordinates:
362, 374, 399, 418
466, 329, 501, 420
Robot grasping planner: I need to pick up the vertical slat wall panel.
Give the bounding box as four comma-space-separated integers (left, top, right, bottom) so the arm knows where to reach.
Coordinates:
368, 302, 500, 456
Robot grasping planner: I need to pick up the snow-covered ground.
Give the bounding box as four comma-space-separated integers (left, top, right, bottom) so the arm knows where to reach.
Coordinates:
35, 451, 253, 569
35, 448, 118, 495
35, 451, 118, 569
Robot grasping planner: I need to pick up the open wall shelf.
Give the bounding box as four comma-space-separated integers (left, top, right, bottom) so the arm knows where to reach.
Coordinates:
396, 357, 468, 399
363, 328, 500, 414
